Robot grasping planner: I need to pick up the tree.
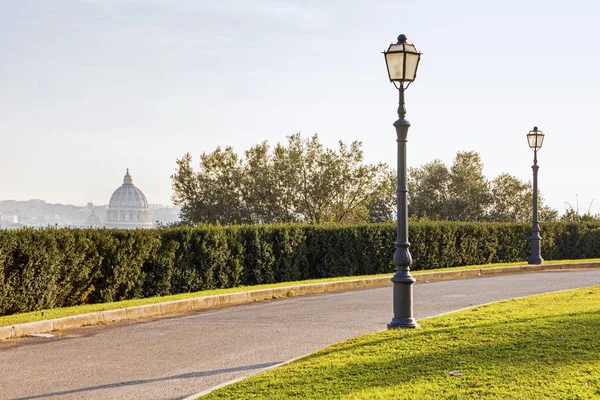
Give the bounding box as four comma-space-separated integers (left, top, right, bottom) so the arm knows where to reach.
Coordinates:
488, 173, 557, 222
367, 168, 396, 223
489, 173, 532, 222
408, 160, 450, 220
560, 197, 599, 222
446, 151, 491, 221
171, 147, 249, 224
242, 141, 285, 223
172, 134, 391, 225
407, 151, 558, 222
318, 139, 390, 223
540, 205, 559, 222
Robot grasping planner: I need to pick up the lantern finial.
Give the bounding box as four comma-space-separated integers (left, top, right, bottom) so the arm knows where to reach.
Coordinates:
397, 34, 407, 44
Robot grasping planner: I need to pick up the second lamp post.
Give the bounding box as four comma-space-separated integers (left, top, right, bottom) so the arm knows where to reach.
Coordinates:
383, 34, 421, 329
527, 126, 545, 265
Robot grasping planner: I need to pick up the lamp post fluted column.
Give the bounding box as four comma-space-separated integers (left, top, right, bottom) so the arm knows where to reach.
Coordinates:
529, 148, 543, 264
387, 84, 419, 329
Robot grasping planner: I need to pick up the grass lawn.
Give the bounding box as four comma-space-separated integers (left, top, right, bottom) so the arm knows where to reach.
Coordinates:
1, 258, 599, 328
202, 287, 600, 400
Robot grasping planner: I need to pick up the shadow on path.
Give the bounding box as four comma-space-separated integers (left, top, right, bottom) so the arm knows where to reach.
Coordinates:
10, 361, 282, 400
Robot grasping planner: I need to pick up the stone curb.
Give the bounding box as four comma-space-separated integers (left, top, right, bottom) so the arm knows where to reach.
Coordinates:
1, 262, 599, 341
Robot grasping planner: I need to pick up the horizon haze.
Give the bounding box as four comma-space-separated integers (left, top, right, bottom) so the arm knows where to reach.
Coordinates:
2, 0, 600, 214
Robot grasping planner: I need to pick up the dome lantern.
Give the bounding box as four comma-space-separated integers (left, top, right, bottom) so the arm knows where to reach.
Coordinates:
123, 168, 133, 185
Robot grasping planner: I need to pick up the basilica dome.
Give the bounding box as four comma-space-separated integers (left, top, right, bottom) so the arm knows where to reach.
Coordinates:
105, 170, 152, 228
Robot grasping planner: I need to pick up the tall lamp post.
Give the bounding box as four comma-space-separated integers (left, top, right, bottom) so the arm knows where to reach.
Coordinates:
527, 126, 545, 265
383, 34, 422, 329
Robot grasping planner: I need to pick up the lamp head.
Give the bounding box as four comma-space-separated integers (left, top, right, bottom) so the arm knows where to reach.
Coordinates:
383, 34, 422, 84
527, 126, 545, 150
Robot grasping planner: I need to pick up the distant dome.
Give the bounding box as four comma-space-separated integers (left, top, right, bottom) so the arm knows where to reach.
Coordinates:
105, 170, 152, 229
85, 202, 102, 228
108, 170, 149, 210
85, 213, 101, 228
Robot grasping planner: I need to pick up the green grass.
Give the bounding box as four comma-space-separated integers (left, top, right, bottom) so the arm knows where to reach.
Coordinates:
1, 258, 598, 328
203, 286, 600, 400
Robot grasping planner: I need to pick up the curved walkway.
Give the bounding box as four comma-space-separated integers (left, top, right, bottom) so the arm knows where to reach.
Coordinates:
2, 268, 599, 400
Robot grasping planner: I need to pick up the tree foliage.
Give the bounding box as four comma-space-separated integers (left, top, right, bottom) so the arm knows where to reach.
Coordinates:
172, 148, 249, 224
488, 173, 531, 222
173, 138, 562, 224
447, 151, 491, 221
172, 134, 391, 224
408, 151, 558, 222
560, 198, 600, 222
408, 159, 451, 220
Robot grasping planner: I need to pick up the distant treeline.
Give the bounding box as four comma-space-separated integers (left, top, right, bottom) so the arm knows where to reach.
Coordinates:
1, 222, 600, 316
171, 134, 563, 225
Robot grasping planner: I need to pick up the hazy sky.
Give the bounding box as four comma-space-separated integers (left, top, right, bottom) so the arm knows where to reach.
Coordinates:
1, 0, 599, 214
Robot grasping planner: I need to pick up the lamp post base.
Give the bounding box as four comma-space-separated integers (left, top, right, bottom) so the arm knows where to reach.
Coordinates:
528, 255, 544, 265
388, 273, 419, 329
388, 317, 420, 329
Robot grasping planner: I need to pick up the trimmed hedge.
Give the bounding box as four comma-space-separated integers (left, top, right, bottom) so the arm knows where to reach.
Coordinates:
1, 222, 599, 316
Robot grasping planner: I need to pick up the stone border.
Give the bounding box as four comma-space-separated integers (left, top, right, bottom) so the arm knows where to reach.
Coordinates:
1, 261, 599, 341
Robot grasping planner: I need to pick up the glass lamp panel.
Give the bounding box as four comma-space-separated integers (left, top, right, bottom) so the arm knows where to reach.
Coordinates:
404, 52, 420, 81
527, 133, 544, 149
385, 52, 405, 81
536, 133, 545, 148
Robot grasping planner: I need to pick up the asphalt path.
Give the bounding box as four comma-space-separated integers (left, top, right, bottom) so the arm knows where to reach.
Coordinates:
2, 268, 599, 400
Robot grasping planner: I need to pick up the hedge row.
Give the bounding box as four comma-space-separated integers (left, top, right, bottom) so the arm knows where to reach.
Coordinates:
1, 222, 599, 316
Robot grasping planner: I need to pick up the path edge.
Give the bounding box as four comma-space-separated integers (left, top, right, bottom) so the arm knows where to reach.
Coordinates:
1, 261, 599, 341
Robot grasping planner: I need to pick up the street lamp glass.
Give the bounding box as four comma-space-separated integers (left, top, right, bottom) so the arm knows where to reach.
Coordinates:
527, 127, 545, 150
384, 35, 421, 82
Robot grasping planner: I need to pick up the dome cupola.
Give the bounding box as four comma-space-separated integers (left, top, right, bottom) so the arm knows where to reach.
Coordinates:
105, 169, 152, 228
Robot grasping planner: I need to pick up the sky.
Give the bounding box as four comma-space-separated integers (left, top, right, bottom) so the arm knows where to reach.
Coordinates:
1, 0, 599, 214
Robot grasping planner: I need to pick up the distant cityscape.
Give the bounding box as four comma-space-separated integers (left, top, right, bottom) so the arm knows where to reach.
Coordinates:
0, 200, 181, 229
0, 170, 181, 229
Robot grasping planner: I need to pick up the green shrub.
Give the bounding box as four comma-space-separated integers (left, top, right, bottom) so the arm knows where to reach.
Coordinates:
1, 222, 599, 316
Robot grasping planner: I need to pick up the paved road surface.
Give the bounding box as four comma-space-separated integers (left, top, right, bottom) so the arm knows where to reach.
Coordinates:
2, 269, 599, 400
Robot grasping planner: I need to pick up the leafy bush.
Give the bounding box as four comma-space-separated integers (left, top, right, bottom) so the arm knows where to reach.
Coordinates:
1, 222, 599, 316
